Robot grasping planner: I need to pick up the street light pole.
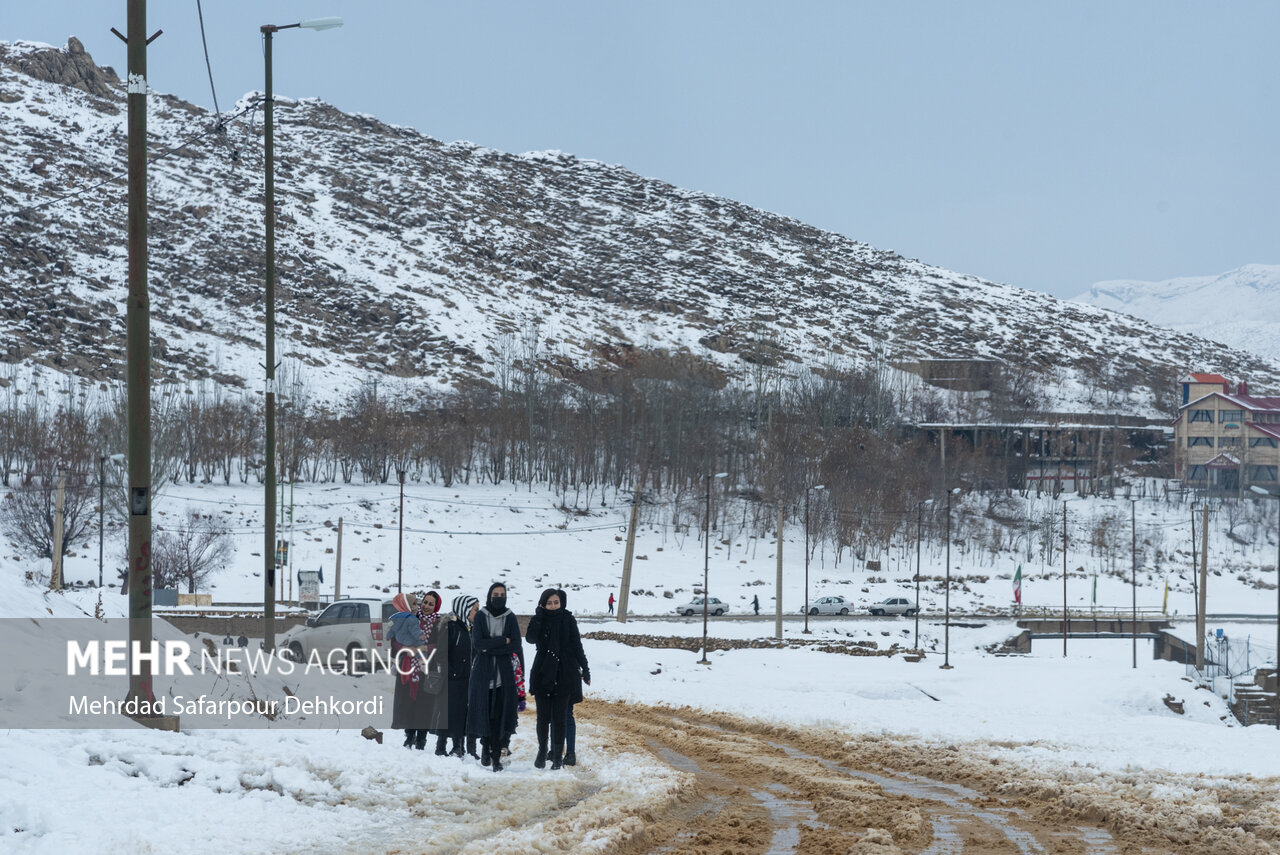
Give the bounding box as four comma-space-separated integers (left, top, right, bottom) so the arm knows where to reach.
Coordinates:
698, 472, 728, 665
1131, 497, 1138, 669
1062, 498, 1070, 657
260, 16, 342, 652
1250, 485, 1279, 728
803, 484, 825, 634
915, 498, 932, 651
943, 487, 960, 668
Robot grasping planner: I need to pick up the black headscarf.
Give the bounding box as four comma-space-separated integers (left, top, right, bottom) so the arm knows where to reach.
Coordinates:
555, 588, 569, 611
486, 582, 509, 617
536, 587, 566, 642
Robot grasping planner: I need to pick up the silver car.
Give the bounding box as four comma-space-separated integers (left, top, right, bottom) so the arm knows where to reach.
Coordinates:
279, 597, 396, 672
868, 597, 918, 617
675, 596, 730, 617
804, 595, 852, 615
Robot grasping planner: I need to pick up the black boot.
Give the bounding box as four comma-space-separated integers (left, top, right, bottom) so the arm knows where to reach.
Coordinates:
434, 734, 448, 756
563, 751, 577, 767
414, 731, 426, 751
480, 741, 491, 767
450, 739, 464, 758
466, 737, 479, 760
535, 743, 548, 769
550, 750, 563, 771
402, 730, 414, 749
489, 739, 503, 772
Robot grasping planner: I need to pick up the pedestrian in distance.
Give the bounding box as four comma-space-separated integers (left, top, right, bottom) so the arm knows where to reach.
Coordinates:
389, 590, 446, 751
607, 592, 615, 615
236, 634, 248, 648
466, 583, 524, 772
549, 588, 589, 766
752, 594, 760, 616
527, 587, 590, 770
433, 594, 479, 759
222, 633, 233, 646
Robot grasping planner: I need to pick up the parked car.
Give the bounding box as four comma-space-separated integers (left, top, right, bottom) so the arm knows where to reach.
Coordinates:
868, 597, 918, 617
279, 597, 396, 673
804, 595, 853, 615
674, 597, 730, 617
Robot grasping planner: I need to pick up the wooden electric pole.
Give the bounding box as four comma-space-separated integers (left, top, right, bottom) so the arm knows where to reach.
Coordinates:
1197, 503, 1209, 670
334, 516, 343, 601
775, 502, 783, 640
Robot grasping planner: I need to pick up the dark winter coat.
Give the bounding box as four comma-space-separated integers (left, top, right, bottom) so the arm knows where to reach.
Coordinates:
465, 608, 524, 738
432, 616, 472, 736
389, 613, 448, 731
526, 607, 589, 701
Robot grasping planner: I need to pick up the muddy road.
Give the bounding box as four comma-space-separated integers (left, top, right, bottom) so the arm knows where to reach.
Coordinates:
580, 700, 1278, 855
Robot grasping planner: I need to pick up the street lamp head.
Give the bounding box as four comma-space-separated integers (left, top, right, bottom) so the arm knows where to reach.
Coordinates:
811, 484, 825, 492
109, 453, 126, 464
950, 487, 962, 495
299, 17, 344, 30
714, 472, 728, 479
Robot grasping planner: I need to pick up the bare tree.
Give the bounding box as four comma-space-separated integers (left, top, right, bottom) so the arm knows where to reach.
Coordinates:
151, 510, 234, 593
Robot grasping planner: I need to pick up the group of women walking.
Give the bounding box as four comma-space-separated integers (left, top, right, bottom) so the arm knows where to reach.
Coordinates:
388, 583, 590, 772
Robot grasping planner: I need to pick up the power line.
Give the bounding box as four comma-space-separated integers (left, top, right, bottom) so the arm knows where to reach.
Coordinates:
5, 97, 261, 220
194, 0, 223, 118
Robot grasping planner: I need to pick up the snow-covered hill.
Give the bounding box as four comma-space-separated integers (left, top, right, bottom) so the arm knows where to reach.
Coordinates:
2, 38, 1277, 414
1072, 264, 1280, 363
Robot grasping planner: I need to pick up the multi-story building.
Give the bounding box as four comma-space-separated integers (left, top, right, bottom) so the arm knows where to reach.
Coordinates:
1173, 373, 1280, 492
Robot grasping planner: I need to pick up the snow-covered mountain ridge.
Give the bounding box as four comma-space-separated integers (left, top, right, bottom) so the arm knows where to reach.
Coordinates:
2, 38, 1276, 413
1072, 264, 1280, 364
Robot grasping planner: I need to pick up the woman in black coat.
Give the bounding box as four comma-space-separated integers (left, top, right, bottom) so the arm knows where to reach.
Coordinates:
465, 583, 524, 772
432, 594, 479, 758
526, 587, 590, 770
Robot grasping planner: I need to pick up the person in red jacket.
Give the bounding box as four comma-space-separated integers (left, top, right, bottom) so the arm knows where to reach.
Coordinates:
607, 592, 615, 615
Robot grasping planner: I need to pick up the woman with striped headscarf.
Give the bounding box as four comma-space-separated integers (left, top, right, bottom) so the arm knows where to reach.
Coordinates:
432, 593, 479, 758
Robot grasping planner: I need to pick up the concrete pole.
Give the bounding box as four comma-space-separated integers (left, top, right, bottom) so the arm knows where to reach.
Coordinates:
775, 502, 783, 640
51, 471, 66, 590
125, 0, 156, 706
617, 492, 640, 623
334, 516, 343, 601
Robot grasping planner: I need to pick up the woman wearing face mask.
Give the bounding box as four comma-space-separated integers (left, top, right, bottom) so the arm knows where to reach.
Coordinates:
389, 590, 444, 750
432, 594, 479, 759
465, 583, 524, 772
550, 588, 589, 766
526, 587, 589, 770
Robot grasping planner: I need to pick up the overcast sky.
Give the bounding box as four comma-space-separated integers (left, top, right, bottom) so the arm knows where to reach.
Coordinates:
7, 2, 1278, 297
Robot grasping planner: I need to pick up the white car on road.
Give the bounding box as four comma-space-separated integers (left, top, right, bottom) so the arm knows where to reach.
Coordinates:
804, 595, 853, 615
867, 597, 918, 617
674, 597, 730, 617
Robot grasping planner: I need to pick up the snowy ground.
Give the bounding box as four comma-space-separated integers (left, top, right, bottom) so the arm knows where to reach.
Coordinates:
3, 481, 1280, 853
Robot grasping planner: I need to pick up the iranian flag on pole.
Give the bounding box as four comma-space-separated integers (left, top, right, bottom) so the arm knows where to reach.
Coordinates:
1013, 564, 1022, 605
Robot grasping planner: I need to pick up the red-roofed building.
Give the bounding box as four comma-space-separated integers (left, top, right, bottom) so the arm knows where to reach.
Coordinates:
1174, 374, 1280, 492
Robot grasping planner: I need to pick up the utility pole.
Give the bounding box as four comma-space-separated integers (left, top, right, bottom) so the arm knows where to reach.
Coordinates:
617, 488, 640, 623
51, 470, 66, 590
116, 0, 161, 710
774, 501, 783, 641
396, 469, 405, 593
334, 516, 343, 601
1197, 502, 1209, 670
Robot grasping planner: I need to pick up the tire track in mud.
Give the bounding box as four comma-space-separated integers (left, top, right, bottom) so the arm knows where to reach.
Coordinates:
581, 700, 1273, 855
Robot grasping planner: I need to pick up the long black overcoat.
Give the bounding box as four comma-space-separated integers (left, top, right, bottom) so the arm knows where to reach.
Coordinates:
525, 609, 589, 701
432, 616, 471, 736
465, 609, 524, 738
